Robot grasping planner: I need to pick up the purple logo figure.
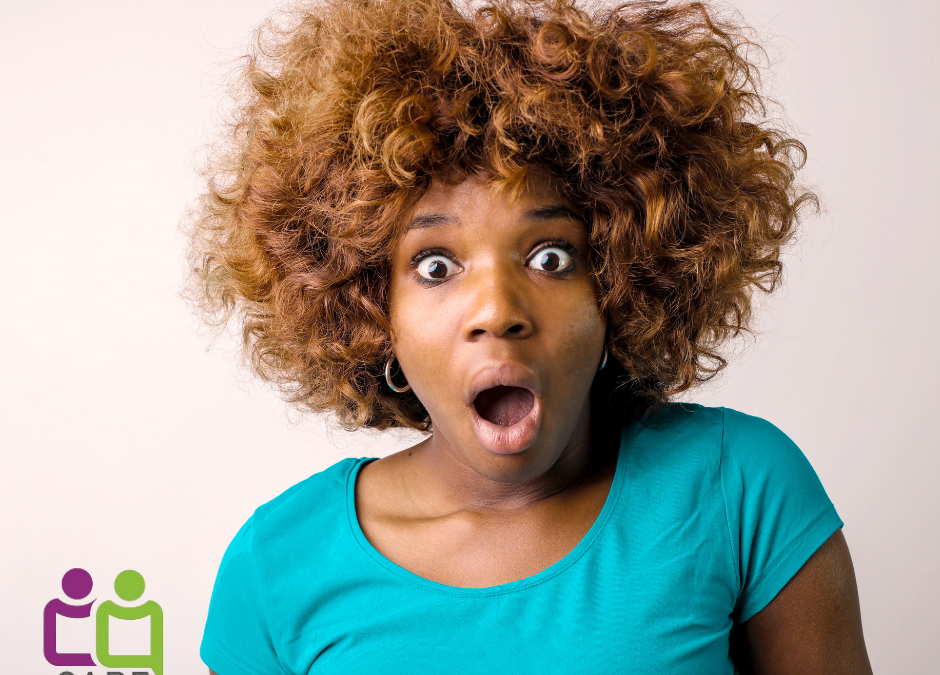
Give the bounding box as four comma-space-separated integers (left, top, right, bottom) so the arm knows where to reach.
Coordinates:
43, 567, 96, 667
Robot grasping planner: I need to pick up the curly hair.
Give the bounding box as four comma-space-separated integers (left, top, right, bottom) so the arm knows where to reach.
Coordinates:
186, 0, 816, 431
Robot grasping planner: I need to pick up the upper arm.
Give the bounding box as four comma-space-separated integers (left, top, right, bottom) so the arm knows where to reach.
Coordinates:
201, 515, 288, 675
730, 529, 872, 675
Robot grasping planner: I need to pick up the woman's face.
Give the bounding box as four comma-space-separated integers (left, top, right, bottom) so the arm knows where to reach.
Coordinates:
388, 174, 606, 483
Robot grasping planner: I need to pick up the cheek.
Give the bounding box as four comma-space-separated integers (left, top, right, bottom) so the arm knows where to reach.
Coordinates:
388, 281, 455, 382
551, 286, 606, 352
546, 297, 605, 415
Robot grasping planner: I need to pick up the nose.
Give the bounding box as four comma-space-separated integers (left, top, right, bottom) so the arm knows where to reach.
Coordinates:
461, 265, 534, 340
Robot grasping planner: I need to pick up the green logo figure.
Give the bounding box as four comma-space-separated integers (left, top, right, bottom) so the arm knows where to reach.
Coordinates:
95, 570, 163, 675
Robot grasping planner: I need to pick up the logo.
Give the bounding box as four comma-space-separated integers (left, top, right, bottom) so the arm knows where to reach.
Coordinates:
43, 568, 163, 675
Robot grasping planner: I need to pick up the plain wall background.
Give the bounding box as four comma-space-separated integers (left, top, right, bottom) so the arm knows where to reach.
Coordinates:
1, 0, 937, 671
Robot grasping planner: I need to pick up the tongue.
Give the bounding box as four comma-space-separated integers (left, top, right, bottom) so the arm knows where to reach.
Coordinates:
474, 386, 535, 427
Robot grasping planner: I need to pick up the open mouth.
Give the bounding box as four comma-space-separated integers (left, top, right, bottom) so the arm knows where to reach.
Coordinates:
473, 385, 535, 427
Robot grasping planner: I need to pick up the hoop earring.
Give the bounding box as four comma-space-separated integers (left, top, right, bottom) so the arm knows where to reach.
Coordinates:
385, 357, 411, 393
598, 347, 608, 371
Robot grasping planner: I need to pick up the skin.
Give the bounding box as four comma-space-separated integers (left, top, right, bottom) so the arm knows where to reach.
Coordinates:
731, 529, 873, 674
361, 172, 615, 587
209, 173, 873, 675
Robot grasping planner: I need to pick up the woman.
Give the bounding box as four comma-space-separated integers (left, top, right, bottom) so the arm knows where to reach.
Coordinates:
190, 0, 872, 672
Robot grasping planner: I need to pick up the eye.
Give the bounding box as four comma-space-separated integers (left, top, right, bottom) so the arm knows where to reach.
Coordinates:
415, 254, 459, 281
527, 245, 575, 273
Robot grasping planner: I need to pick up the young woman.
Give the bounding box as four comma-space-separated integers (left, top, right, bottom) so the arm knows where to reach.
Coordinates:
190, 0, 872, 672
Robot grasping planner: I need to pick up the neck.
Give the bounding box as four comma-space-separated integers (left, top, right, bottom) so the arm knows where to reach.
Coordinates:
408, 401, 617, 516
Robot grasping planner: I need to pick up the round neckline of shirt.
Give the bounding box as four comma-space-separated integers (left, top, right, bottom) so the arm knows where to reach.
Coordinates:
344, 427, 629, 598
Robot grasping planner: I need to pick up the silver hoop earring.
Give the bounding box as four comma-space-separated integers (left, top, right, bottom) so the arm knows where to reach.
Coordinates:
598, 347, 608, 371
385, 357, 411, 393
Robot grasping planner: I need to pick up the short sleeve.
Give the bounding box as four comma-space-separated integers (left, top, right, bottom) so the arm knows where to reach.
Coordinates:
200, 516, 289, 675
719, 408, 844, 623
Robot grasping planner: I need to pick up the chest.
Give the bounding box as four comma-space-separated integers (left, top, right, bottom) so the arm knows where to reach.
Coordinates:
358, 506, 601, 587
288, 534, 738, 675
354, 456, 618, 589
277, 457, 740, 674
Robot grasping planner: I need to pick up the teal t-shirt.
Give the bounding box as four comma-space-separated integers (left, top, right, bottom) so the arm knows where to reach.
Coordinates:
200, 404, 842, 674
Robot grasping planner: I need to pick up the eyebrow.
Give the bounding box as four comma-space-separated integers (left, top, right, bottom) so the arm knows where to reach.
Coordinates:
404, 204, 581, 232
522, 205, 581, 222
404, 214, 458, 232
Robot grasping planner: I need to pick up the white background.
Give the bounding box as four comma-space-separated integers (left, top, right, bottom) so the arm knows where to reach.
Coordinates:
1, 0, 937, 672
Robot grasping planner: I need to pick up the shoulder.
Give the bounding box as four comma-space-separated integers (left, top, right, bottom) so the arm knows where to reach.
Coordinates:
720, 407, 801, 459
626, 404, 841, 622
716, 407, 822, 496
242, 455, 368, 553
622, 402, 725, 474
622, 403, 827, 516
626, 403, 803, 467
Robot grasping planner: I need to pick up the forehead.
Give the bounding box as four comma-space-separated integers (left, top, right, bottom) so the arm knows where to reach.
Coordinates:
404, 173, 582, 234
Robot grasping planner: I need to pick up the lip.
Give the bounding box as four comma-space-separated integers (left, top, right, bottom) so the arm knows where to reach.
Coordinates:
465, 363, 543, 455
